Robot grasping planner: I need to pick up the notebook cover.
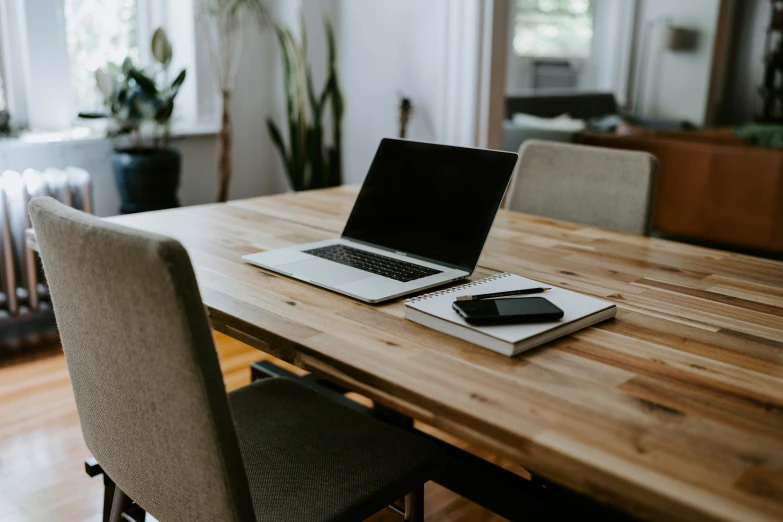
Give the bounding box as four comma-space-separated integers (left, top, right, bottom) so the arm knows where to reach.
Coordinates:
403, 273, 616, 355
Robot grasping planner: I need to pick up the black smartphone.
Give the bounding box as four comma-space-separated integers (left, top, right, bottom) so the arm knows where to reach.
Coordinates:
452, 297, 564, 325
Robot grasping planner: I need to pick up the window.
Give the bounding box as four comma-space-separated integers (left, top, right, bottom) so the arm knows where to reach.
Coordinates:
0, 0, 206, 131
0, 55, 6, 113
64, 0, 140, 113
513, 0, 594, 59
0, 13, 7, 114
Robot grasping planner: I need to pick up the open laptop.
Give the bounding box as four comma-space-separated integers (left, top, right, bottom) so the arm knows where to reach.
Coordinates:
243, 139, 518, 303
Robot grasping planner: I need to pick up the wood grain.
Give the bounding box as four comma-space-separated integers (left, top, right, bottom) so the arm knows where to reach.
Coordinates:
31, 186, 783, 521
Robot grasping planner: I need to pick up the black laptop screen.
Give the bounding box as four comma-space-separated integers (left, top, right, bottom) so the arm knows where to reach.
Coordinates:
341, 139, 518, 272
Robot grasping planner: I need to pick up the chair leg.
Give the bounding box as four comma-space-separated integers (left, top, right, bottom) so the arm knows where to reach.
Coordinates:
109, 486, 133, 522
102, 480, 116, 522
404, 485, 424, 522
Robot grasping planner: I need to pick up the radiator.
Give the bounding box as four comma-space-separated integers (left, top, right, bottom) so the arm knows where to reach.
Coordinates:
0, 167, 92, 353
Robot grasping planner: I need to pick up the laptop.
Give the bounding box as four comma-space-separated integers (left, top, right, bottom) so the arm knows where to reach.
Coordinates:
242, 139, 518, 303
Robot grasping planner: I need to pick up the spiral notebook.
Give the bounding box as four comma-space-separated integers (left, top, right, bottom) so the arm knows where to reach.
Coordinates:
404, 273, 616, 356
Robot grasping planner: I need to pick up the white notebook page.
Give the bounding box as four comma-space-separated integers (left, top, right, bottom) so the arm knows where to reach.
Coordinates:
404, 273, 614, 344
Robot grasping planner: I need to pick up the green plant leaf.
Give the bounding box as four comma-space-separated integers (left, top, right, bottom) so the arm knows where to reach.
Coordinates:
307, 68, 322, 118
276, 26, 295, 120
78, 112, 108, 119
325, 19, 344, 120
215, 0, 269, 32
329, 75, 344, 120
95, 68, 115, 98
288, 116, 303, 188
132, 90, 159, 120
106, 61, 123, 75
155, 100, 175, 123
267, 118, 295, 188
128, 68, 158, 97
269, 15, 343, 190
299, 13, 308, 60
121, 57, 134, 74
151, 27, 173, 66
249, 0, 272, 26
308, 124, 324, 188
326, 19, 337, 72
170, 69, 187, 94
267, 118, 287, 159
115, 84, 128, 105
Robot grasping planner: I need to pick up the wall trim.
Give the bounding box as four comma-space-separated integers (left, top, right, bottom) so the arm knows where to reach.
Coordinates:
437, 0, 484, 147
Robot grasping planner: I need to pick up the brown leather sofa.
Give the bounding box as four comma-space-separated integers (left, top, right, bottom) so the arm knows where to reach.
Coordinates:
582, 128, 783, 255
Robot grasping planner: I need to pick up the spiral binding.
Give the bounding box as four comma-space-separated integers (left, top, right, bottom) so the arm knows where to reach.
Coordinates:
404, 273, 511, 303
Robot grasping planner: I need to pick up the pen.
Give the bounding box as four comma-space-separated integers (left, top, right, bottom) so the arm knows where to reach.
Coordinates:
455, 287, 551, 301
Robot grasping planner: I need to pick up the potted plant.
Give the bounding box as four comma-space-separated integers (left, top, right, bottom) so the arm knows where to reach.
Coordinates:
92, 28, 186, 214
267, 19, 343, 191
195, 0, 270, 202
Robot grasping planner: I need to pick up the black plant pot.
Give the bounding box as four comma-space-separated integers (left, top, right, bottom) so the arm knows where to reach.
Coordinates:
111, 148, 181, 214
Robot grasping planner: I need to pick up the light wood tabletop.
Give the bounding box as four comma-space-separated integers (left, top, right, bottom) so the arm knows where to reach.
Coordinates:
30, 186, 783, 521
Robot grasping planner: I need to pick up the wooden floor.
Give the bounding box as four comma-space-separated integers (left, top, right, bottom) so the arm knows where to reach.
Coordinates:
0, 333, 508, 522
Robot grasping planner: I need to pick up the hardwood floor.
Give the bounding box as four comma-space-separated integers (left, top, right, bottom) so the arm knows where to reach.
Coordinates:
0, 333, 507, 522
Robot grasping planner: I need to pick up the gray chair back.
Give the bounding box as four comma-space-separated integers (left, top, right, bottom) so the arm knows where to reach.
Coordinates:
506, 140, 658, 235
29, 198, 255, 522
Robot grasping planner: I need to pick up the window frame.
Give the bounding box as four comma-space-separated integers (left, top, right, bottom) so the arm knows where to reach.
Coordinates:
0, 0, 29, 126
512, 0, 595, 60
0, 0, 214, 132
505, 0, 637, 102
0, 15, 6, 113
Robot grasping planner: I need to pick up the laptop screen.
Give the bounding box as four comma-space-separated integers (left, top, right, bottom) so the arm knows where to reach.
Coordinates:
342, 139, 518, 272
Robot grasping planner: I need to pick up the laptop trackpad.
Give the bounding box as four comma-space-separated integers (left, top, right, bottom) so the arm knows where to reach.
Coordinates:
277, 259, 374, 286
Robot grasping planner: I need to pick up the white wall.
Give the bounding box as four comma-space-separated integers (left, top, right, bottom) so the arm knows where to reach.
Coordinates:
229, 2, 289, 200
308, 0, 484, 184
589, 0, 636, 105
325, 0, 448, 184
634, 0, 721, 125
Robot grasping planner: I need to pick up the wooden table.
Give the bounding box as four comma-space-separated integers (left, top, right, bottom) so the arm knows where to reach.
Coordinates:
32, 186, 783, 521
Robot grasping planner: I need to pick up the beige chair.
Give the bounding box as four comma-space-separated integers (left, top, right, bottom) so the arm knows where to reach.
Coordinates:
29, 198, 441, 522
505, 140, 658, 235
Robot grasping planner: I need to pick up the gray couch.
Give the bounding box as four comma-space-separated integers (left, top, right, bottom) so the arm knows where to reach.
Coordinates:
501, 92, 618, 152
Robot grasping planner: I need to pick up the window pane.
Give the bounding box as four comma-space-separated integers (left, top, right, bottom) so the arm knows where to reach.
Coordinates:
0, 33, 6, 113
64, 0, 139, 112
0, 60, 6, 112
514, 0, 594, 58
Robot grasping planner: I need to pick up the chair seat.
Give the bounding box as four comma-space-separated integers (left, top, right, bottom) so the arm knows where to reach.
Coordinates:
229, 377, 442, 522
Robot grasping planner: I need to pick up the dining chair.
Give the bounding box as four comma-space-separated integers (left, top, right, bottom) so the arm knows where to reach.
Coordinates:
505, 139, 658, 236
29, 197, 442, 522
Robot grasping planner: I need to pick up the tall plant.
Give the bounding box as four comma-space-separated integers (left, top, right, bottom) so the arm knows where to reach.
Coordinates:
196, 0, 270, 202
267, 20, 343, 191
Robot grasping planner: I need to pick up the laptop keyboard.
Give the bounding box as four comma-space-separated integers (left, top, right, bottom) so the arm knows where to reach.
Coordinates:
304, 244, 442, 282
